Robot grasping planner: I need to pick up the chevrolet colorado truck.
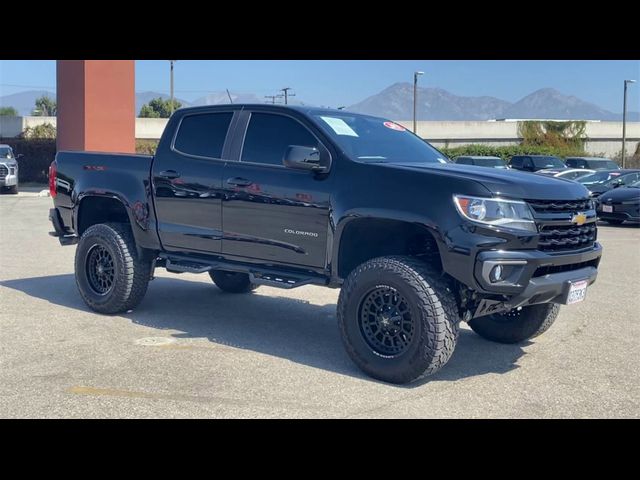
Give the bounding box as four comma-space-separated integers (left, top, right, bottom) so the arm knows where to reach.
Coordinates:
49, 105, 602, 384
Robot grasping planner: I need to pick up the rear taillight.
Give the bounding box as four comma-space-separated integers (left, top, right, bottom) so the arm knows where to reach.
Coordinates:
49, 161, 57, 198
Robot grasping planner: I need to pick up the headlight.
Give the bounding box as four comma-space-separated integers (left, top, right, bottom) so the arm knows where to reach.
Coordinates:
453, 195, 537, 232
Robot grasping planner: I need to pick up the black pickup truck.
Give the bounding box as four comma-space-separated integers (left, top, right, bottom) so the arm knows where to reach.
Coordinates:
49, 105, 602, 384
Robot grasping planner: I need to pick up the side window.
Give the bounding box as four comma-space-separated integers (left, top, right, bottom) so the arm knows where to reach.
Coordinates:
566, 159, 576, 167
621, 173, 639, 185
578, 160, 587, 168
510, 157, 523, 168
241, 113, 318, 166
456, 157, 471, 165
174, 112, 233, 159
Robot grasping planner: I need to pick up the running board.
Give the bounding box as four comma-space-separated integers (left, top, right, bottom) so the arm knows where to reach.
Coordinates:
159, 254, 327, 289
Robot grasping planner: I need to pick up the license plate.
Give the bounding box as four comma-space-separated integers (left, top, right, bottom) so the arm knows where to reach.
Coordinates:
602, 205, 613, 213
567, 280, 588, 305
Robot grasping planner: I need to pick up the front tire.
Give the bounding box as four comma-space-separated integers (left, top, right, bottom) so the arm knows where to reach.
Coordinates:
8, 185, 18, 194
468, 303, 560, 344
209, 270, 257, 293
75, 223, 153, 314
337, 256, 460, 384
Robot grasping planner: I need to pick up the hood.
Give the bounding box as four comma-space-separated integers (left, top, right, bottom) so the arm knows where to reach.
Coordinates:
384, 162, 591, 200
599, 186, 640, 202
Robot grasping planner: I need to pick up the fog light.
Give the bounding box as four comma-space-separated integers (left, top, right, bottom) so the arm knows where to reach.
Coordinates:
490, 265, 503, 283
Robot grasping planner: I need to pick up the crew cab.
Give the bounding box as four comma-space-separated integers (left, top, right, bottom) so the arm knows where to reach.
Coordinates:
49, 105, 602, 384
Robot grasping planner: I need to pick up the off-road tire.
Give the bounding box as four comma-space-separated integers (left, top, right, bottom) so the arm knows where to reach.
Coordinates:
468, 303, 560, 344
75, 223, 152, 314
209, 270, 257, 293
337, 256, 460, 384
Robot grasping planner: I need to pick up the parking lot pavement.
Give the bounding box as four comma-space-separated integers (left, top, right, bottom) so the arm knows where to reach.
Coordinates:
0, 194, 639, 418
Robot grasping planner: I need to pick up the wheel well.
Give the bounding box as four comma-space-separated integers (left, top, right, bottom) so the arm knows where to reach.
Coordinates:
77, 196, 130, 236
337, 218, 442, 279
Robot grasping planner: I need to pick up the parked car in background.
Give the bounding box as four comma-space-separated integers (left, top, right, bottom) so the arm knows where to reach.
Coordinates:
578, 169, 640, 197
596, 180, 640, 224
509, 155, 567, 173
453, 156, 509, 169
537, 168, 596, 181
565, 157, 620, 170
0, 144, 20, 194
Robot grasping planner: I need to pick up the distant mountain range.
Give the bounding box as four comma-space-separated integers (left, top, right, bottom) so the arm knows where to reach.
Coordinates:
1, 86, 638, 121
348, 84, 640, 121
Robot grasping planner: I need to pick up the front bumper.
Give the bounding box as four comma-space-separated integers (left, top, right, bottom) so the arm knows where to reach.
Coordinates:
0, 173, 18, 186
469, 243, 602, 318
474, 243, 602, 295
597, 203, 640, 223
474, 265, 598, 318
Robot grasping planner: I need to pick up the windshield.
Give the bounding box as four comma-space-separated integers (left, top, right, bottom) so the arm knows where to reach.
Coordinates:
578, 171, 620, 185
475, 158, 507, 168
0, 147, 14, 159
589, 160, 619, 169
533, 156, 565, 169
629, 180, 640, 188
312, 113, 449, 164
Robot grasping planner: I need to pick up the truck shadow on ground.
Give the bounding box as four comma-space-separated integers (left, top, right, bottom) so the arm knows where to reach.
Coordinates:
1, 274, 530, 386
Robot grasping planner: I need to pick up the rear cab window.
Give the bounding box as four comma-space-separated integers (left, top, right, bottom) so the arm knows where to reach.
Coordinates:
173, 112, 234, 159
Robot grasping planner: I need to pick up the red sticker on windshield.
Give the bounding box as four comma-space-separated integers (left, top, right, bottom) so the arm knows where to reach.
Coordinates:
384, 121, 406, 131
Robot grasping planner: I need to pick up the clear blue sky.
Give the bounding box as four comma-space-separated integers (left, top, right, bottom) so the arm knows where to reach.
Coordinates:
1, 60, 639, 112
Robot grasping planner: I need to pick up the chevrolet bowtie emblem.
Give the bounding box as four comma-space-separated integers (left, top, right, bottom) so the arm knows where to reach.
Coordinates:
571, 212, 587, 226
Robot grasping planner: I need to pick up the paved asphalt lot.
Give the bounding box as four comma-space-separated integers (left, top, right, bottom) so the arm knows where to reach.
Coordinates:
1, 191, 639, 418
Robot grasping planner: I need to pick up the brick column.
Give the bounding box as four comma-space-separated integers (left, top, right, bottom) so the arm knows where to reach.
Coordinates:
57, 60, 135, 153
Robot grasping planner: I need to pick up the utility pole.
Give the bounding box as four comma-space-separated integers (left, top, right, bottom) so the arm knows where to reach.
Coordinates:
169, 60, 176, 115
413, 71, 424, 133
264, 95, 279, 104
280, 87, 295, 105
622, 79, 636, 168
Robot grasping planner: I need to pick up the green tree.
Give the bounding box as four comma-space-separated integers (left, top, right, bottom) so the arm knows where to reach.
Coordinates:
0, 106, 19, 116
21, 123, 57, 139
139, 97, 182, 118
32, 96, 57, 116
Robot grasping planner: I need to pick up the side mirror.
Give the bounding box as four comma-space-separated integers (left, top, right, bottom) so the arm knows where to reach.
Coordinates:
612, 180, 622, 188
283, 145, 330, 173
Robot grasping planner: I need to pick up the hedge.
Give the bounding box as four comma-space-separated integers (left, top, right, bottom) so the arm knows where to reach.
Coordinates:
440, 144, 592, 162
1, 138, 56, 183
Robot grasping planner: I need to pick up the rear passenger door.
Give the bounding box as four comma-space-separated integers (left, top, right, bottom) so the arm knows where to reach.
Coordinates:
152, 110, 235, 254
221, 111, 333, 268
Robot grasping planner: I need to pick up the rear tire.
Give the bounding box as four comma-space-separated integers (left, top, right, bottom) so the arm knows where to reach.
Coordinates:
468, 303, 560, 344
337, 256, 460, 384
209, 270, 257, 293
75, 223, 153, 314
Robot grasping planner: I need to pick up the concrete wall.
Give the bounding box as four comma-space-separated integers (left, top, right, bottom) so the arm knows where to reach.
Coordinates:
135, 118, 169, 139
2, 116, 639, 157
396, 120, 640, 157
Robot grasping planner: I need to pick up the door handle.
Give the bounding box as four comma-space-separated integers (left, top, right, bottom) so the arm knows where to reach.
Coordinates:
226, 177, 253, 187
159, 170, 181, 179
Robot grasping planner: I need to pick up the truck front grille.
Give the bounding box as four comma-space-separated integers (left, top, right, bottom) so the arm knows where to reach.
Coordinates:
527, 198, 597, 252
528, 198, 593, 214
0, 165, 8, 180
538, 223, 597, 251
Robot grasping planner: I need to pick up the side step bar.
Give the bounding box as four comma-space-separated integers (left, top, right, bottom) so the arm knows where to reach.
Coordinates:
159, 253, 328, 290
